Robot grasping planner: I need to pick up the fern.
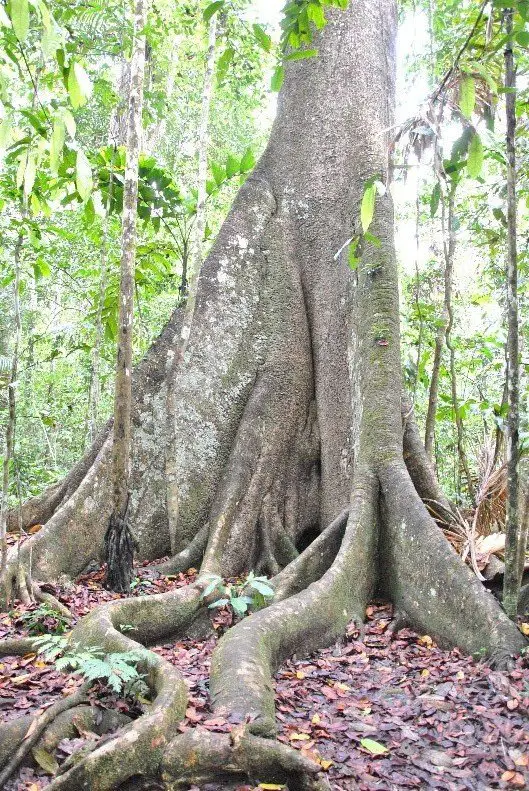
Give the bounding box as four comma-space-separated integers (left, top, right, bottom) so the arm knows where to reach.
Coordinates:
33, 635, 151, 697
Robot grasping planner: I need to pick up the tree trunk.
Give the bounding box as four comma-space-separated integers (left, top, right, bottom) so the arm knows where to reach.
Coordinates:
1, 3, 525, 786
165, 11, 217, 542
0, 227, 23, 580
503, 7, 521, 620
104, 0, 147, 592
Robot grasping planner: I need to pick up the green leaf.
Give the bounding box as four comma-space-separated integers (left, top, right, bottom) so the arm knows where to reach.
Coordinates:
50, 118, 65, 175
83, 196, 95, 225
253, 23, 272, 52
203, 1, 223, 21
240, 147, 255, 173
467, 132, 484, 179
360, 182, 376, 233
307, 2, 326, 28
348, 237, 360, 270
24, 152, 37, 197
284, 48, 318, 61
68, 62, 93, 109
208, 597, 229, 608
231, 597, 249, 616
271, 65, 284, 92
41, 21, 62, 58
226, 153, 239, 178
76, 149, 93, 201
62, 110, 76, 138
216, 46, 234, 84
515, 30, 529, 47
0, 118, 11, 150
430, 182, 441, 217
211, 161, 225, 185
250, 580, 275, 597
9, 0, 29, 41
459, 75, 475, 120
360, 739, 388, 756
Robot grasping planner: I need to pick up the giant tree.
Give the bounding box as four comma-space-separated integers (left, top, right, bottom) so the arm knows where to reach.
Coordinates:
0, 1, 526, 789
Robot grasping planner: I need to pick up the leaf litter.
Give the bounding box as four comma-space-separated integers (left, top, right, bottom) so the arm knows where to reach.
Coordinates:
0, 567, 527, 791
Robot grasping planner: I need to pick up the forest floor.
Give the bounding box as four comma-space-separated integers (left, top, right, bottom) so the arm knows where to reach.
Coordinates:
0, 555, 528, 791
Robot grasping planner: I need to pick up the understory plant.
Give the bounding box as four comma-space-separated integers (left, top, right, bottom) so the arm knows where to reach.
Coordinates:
200, 571, 275, 617
14, 603, 71, 636
34, 634, 151, 698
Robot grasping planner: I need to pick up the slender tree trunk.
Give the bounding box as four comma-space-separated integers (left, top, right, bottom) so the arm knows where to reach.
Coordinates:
503, 8, 521, 620
0, 227, 23, 579
104, 0, 147, 592
165, 13, 217, 542
424, 185, 454, 463
442, 193, 475, 503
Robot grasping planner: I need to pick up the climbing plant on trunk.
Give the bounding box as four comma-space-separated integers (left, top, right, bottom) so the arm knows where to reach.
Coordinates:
0, 2, 526, 788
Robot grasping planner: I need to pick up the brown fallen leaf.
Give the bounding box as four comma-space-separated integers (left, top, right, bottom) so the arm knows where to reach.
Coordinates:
501, 771, 526, 787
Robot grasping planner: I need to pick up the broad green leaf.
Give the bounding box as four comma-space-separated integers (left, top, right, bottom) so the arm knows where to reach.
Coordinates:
253, 23, 272, 52
68, 62, 93, 109
50, 118, 65, 175
250, 580, 275, 597
519, 0, 529, 21
216, 47, 234, 84
62, 110, 76, 138
240, 147, 255, 173
271, 65, 284, 92
231, 597, 249, 616
30, 192, 41, 214
459, 75, 475, 120
226, 153, 239, 178
9, 0, 29, 41
76, 149, 93, 201
467, 132, 484, 179
348, 237, 360, 270
24, 152, 37, 196
35, 0, 50, 28
430, 182, 441, 217
203, 1, 223, 21
285, 48, 318, 61
0, 118, 11, 150
83, 196, 95, 225
360, 739, 388, 755
41, 21, 62, 58
307, 2, 326, 28
515, 30, 529, 47
16, 153, 27, 189
360, 182, 376, 233
211, 161, 225, 186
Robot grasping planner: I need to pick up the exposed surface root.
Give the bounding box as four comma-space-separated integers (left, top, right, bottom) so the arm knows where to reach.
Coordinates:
209, 472, 378, 737
0, 705, 126, 770
32, 581, 73, 620
272, 508, 349, 602
39, 585, 205, 790
161, 727, 328, 791
153, 524, 209, 575
379, 460, 527, 660
0, 636, 39, 656
0, 682, 91, 787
